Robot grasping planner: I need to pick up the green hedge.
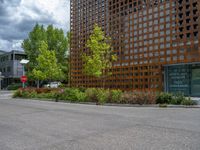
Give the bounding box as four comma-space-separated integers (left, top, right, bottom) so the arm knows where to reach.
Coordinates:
13, 88, 197, 106
156, 92, 196, 105
7, 83, 22, 90
13, 88, 123, 104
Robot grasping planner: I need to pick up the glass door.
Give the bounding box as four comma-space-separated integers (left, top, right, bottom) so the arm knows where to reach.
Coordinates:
191, 67, 200, 97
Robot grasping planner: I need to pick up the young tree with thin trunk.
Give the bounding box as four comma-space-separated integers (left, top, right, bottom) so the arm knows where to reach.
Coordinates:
32, 41, 65, 88
82, 24, 116, 88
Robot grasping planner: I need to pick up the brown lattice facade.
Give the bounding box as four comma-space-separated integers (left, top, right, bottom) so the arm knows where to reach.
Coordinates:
70, 0, 200, 92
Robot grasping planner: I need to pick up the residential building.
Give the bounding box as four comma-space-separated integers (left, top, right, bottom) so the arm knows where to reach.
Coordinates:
70, 0, 200, 96
0, 50, 26, 88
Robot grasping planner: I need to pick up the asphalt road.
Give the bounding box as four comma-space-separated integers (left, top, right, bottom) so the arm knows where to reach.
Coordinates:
0, 91, 200, 150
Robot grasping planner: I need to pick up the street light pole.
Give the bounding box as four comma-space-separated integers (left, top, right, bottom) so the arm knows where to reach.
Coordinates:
20, 59, 29, 88
22, 65, 25, 88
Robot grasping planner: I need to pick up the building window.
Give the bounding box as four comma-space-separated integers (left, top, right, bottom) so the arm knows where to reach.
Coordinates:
7, 67, 11, 73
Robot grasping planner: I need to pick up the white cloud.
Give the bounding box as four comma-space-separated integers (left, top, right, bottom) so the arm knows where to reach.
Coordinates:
0, 39, 12, 50
12, 40, 23, 50
19, 0, 70, 30
0, 0, 70, 51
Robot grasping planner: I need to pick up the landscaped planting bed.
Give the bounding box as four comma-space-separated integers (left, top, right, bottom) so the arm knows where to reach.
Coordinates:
13, 88, 197, 106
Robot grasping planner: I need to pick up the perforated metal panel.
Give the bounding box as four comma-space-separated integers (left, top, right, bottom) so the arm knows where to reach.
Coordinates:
70, 0, 200, 91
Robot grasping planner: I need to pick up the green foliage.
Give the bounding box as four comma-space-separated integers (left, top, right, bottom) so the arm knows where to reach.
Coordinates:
181, 98, 197, 106
14, 88, 197, 106
28, 91, 38, 98
82, 24, 117, 87
156, 92, 197, 105
7, 83, 22, 90
85, 88, 112, 104
171, 92, 186, 105
83, 88, 122, 104
22, 24, 70, 82
36, 92, 56, 99
156, 92, 173, 104
22, 24, 46, 71
13, 90, 23, 98
32, 41, 65, 84
46, 25, 69, 65
57, 88, 86, 102
96, 89, 110, 105
67, 88, 86, 102
19, 91, 30, 98
13, 88, 58, 99
78, 87, 87, 92
85, 88, 98, 102
110, 90, 123, 103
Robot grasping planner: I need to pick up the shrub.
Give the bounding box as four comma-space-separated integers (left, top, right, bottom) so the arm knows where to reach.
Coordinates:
181, 98, 197, 106
7, 83, 22, 90
170, 92, 185, 105
156, 92, 196, 105
13, 88, 34, 98
66, 88, 78, 101
147, 91, 158, 104
13, 90, 23, 98
20, 91, 30, 98
135, 91, 157, 104
135, 92, 148, 104
85, 88, 98, 102
96, 89, 110, 105
28, 91, 38, 98
13, 88, 57, 99
58, 83, 65, 88
120, 92, 136, 104
121, 91, 157, 104
76, 91, 87, 102
85, 88, 119, 104
35, 88, 52, 94
56, 88, 86, 102
78, 87, 87, 92
69, 89, 86, 102
15, 88, 196, 106
36, 92, 56, 99
110, 89, 123, 103
156, 92, 173, 104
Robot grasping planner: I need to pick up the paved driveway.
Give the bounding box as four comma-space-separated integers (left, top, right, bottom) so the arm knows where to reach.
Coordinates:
0, 91, 200, 150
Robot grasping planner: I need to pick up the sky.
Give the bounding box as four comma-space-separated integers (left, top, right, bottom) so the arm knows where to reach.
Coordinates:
0, 0, 70, 51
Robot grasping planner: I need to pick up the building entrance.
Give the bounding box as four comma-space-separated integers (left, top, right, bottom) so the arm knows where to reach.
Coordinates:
191, 67, 200, 96
165, 63, 200, 97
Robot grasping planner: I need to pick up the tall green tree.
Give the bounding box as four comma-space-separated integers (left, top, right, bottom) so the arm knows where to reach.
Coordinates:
82, 24, 116, 88
32, 41, 65, 88
22, 24, 69, 82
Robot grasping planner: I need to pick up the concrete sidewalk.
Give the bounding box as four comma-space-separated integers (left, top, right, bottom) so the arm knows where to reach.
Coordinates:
0, 90, 13, 98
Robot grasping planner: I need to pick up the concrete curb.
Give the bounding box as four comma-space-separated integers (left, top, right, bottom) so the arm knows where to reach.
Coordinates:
104, 103, 200, 108
12, 97, 200, 108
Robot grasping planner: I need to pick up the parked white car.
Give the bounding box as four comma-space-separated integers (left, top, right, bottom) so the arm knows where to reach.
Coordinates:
44, 82, 61, 88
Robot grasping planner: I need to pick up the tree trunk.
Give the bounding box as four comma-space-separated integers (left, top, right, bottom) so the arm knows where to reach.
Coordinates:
102, 77, 105, 89
101, 68, 105, 89
37, 80, 40, 88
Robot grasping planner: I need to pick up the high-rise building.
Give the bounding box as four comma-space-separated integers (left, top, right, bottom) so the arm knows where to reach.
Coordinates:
70, 0, 200, 96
